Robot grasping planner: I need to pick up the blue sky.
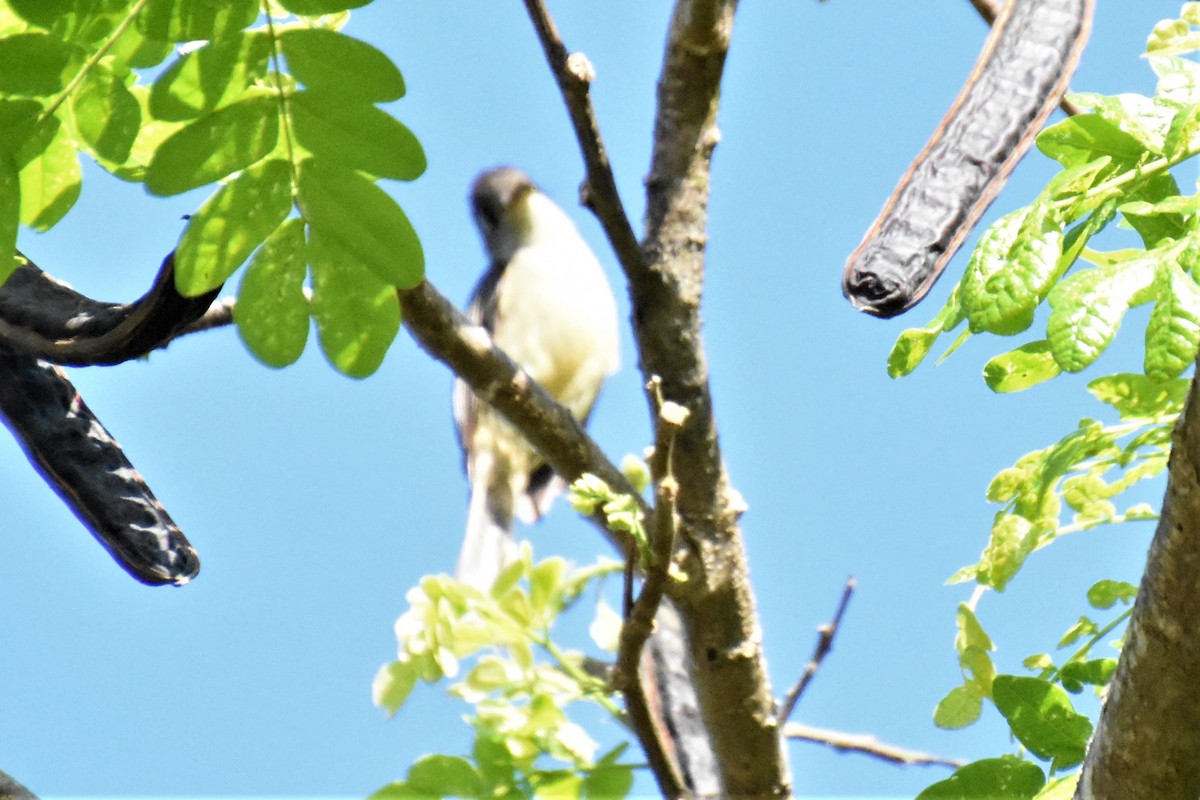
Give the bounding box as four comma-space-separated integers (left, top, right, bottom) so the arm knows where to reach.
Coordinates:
0, 2, 1183, 797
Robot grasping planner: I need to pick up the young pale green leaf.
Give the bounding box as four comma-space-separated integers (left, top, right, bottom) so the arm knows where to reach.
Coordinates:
1036, 113, 1149, 167
915, 757, 1044, 800
279, 0, 372, 16
235, 217, 309, 368
533, 772, 584, 799
965, 204, 1063, 336
405, 754, 484, 799
992, 675, 1092, 770
933, 684, 984, 729
309, 231, 401, 378
1121, 171, 1186, 248
979, 512, 1040, 592
1148, 13, 1200, 55
298, 158, 424, 288
1065, 92, 1175, 154
956, 604, 994, 654
1163, 100, 1200, 160
146, 93, 278, 196
1086, 372, 1188, 419
1059, 658, 1117, 693
1033, 774, 1078, 800
983, 340, 1062, 393
1145, 261, 1200, 381
1150, 54, 1200, 105
137, 0, 257, 43
288, 90, 426, 181
529, 557, 568, 625
0, 31, 77, 96
1087, 579, 1136, 609
70, 64, 141, 164
149, 32, 271, 122
175, 158, 293, 295
888, 285, 964, 377
1045, 256, 1157, 372
281, 28, 404, 103
987, 467, 1031, 503
0, 158, 17, 284
18, 122, 80, 230
371, 659, 418, 716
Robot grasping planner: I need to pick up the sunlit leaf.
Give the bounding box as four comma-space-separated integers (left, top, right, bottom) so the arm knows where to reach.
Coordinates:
0, 32, 75, 95
916, 757, 1044, 800
992, 675, 1092, 770
288, 90, 425, 181
150, 32, 271, 121
0, 157, 18, 283
145, 93, 277, 195
983, 340, 1061, 393
137, 0, 257, 43
1145, 261, 1200, 381
175, 158, 293, 295
18, 122, 80, 230
297, 158, 423, 288
309, 229, 401, 378
235, 217, 309, 368
281, 27, 404, 103
71, 63, 141, 164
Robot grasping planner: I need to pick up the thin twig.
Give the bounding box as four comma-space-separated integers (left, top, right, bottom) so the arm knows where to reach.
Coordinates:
519, 0, 644, 282
784, 723, 964, 769
613, 402, 688, 800
779, 577, 856, 723
966, 0, 1084, 116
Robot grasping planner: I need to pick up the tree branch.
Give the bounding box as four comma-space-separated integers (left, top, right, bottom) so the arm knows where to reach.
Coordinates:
780, 577, 856, 723
783, 723, 964, 769
520, 0, 643, 281
1075, 362, 1200, 798
614, 403, 686, 799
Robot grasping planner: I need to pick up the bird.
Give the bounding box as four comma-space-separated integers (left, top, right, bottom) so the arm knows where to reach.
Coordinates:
453, 166, 620, 589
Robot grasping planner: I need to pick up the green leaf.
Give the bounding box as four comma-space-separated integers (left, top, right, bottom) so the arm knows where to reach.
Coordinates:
137, 0, 257, 43
145, 93, 278, 196
281, 28, 404, 103
1087, 579, 1136, 609
915, 757, 1044, 800
1036, 113, 1149, 167
1151, 55, 1200, 105
1033, 774, 1079, 800
288, 90, 425, 181
235, 217, 309, 368
956, 604, 994, 653
371, 659, 418, 716
584, 763, 634, 800
991, 675, 1092, 770
473, 732, 516, 789
0, 31, 75, 95
149, 32, 271, 122
175, 158, 293, 295
1067, 92, 1176, 154
297, 158, 424, 288
1145, 261, 1200, 381
406, 755, 484, 799
887, 288, 964, 377
964, 204, 1063, 336
934, 684, 983, 729
1046, 255, 1157, 372
983, 340, 1061, 393
1086, 373, 1188, 419
979, 513, 1040, 591
279, 0, 372, 15
0, 157, 18, 283
1059, 658, 1117, 693
0, 99, 56, 166
108, 84, 183, 181
71, 63, 141, 164
309, 229, 401, 378
18, 121, 80, 230
368, 781, 436, 800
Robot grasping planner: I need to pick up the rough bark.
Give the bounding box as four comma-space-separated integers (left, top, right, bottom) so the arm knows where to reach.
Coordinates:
1076, 367, 1200, 798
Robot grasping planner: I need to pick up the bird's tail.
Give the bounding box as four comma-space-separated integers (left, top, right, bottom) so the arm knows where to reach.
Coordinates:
456, 451, 517, 589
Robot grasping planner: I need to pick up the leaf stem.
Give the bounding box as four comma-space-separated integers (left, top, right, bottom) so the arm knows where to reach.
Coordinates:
40, 0, 152, 124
